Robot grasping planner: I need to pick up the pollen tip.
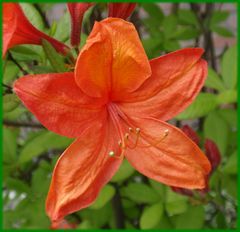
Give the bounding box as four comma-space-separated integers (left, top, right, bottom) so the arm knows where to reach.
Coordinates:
124, 133, 129, 139
109, 151, 115, 157
136, 128, 140, 133
164, 129, 169, 135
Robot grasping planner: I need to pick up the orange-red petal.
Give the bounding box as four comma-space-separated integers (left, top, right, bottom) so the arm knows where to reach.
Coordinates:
75, 18, 151, 100
125, 117, 211, 189
13, 73, 106, 138
46, 116, 122, 222
118, 48, 207, 121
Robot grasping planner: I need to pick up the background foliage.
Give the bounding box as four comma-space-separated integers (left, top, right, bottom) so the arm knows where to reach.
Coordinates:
2, 2, 237, 229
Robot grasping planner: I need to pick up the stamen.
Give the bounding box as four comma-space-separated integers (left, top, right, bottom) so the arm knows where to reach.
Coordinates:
127, 127, 141, 149
139, 129, 169, 148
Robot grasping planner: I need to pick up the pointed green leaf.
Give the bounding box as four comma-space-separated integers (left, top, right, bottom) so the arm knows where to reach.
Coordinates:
204, 111, 229, 155
140, 203, 164, 229
176, 93, 218, 120
221, 45, 237, 89
90, 185, 115, 209
42, 39, 68, 72
204, 67, 225, 92
19, 131, 73, 164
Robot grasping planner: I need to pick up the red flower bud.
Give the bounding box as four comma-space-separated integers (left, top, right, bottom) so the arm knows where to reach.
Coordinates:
181, 125, 200, 145
171, 186, 194, 197
204, 139, 221, 172
3, 3, 69, 57
67, 3, 94, 47
108, 3, 137, 19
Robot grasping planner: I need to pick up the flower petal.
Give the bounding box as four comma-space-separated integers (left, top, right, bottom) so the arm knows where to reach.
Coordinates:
75, 18, 151, 100
13, 72, 106, 138
46, 116, 122, 222
125, 117, 211, 189
118, 48, 207, 121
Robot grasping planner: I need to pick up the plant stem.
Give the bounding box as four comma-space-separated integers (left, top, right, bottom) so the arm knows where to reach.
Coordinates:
111, 184, 125, 229
8, 52, 29, 75
3, 120, 44, 128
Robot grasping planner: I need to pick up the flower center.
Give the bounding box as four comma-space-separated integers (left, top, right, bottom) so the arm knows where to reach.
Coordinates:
107, 103, 169, 159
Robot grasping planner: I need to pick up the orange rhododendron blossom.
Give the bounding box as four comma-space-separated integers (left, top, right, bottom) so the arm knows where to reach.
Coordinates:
14, 18, 211, 223
108, 3, 137, 19
67, 3, 94, 47
2, 3, 69, 57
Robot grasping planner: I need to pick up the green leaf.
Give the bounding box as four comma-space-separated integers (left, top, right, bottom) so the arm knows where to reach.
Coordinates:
4, 107, 27, 121
204, 67, 225, 92
211, 26, 234, 37
20, 3, 44, 30
162, 15, 178, 39
163, 40, 180, 52
223, 150, 237, 174
174, 205, 205, 229
217, 90, 237, 104
42, 39, 68, 72
141, 3, 164, 22
19, 131, 73, 164
111, 159, 135, 182
78, 203, 112, 228
3, 127, 19, 164
3, 94, 20, 112
210, 11, 230, 26
221, 45, 237, 89
218, 109, 237, 129
3, 61, 20, 84
173, 27, 200, 40
90, 185, 115, 209
149, 179, 166, 199
10, 46, 41, 62
142, 37, 162, 59
31, 163, 52, 198
142, 18, 162, 37
140, 202, 164, 229
204, 111, 229, 155
177, 9, 199, 27
176, 93, 218, 120
165, 187, 188, 216
54, 12, 70, 42
121, 183, 160, 204
5, 178, 30, 194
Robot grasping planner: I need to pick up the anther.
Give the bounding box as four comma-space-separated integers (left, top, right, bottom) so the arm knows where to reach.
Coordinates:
118, 140, 122, 147
109, 151, 115, 157
164, 129, 169, 136
124, 133, 129, 140
129, 127, 133, 133
136, 128, 140, 133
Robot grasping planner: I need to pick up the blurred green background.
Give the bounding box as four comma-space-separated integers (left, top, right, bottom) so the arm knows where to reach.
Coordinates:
2, 2, 237, 229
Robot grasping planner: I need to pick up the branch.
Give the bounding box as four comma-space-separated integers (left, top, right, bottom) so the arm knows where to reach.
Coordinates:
111, 184, 125, 229
8, 52, 29, 75
3, 120, 44, 128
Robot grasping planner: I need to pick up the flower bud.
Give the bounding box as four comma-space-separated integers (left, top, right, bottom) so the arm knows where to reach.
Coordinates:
108, 3, 137, 19
181, 125, 200, 145
3, 3, 69, 57
67, 3, 94, 47
205, 139, 221, 172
